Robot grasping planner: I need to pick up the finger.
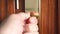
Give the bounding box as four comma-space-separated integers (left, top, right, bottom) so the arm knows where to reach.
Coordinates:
6, 14, 24, 25
26, 17, 38, 24
1, 25, 23, 34
24, 32, 39, 34
17, 12, 30, 20
29, 17, 38, 24
1, 14, 24, 34
24, 24, 38, 32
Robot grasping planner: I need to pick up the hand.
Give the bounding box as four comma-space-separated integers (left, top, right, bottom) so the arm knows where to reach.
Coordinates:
1, 12, 39, 34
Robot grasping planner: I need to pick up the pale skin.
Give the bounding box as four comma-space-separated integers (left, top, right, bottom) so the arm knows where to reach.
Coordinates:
1, 12, 39, 34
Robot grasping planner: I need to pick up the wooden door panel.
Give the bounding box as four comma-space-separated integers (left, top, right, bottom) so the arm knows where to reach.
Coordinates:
0, 0, 16, 23
7, 0, 16, 15
41, 0, 49, 34
40, 0, 58, 34
0, 0, 7, 22
58, 0, 60, 34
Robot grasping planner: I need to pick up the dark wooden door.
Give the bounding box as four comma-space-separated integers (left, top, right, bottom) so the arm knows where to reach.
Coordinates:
58, 0, 60, 34
40, 0, 58, 34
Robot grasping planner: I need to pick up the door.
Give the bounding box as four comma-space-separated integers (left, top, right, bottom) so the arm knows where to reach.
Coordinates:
41, 0, 58, 34
58, 0, 60, 34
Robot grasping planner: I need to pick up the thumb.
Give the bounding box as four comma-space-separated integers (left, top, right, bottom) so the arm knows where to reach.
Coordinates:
17, 12, 30, 21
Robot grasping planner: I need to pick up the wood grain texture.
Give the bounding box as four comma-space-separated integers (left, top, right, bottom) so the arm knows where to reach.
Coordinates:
40, 0, 58, 34
0, 0, 16, 23
7, 0, 15, 16
48, 0, 58, 34
58, 0, 60, 34
0, 0, 1, 22
0, 0, 7, 21
41, 0, 49, 34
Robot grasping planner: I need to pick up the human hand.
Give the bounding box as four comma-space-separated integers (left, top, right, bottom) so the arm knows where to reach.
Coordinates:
1, 12, 39, 34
